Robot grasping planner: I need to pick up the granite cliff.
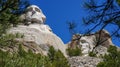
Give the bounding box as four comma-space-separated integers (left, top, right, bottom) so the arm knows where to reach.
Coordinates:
7, 5, 67, 56
67, 30, 114, 67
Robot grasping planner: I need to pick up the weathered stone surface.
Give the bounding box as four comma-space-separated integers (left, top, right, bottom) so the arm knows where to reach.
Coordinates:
68, 56, 102, 67
7, 5, 68, 56
4, 5, 120, 67
67, 30, 113, 56
95, 30, 113, 48
93, 45, 108, 57
20, 5, 46, 25
8, 24, 67, 56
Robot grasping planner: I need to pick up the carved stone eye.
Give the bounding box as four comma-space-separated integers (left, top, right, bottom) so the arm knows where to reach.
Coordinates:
35, 7, 40, 12
80, 40, 86, 43
26, 7, 33, 12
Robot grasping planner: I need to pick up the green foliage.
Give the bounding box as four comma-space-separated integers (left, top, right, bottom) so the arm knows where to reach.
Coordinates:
0, 45, 47, 67
66, 47, 82, 57
97, 45, 120, 67
0, 1, 69, 67
0, 33, 23, 47
0, 45, 70, 67
0, 0, 29, 35
47, 46, 70, 67
0, 0, 29, 47
107, 45, 117, 55
53, 50, 69, 67
48, 46, 56, 62
117, 0, 120, 5
89, 51, 96, 57
0, 0, 28, 56
0, 1, 69, 66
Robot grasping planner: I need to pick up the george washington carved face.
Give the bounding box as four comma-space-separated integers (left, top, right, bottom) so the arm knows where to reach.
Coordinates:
25, 5, 46, 25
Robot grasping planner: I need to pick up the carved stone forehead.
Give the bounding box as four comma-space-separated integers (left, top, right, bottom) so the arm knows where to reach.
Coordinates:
26, 5, 42, 12
27, 5, 40, 9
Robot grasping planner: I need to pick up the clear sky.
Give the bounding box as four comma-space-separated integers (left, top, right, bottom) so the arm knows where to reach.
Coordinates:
29, 0, 87, 44
29, 0, 120, 47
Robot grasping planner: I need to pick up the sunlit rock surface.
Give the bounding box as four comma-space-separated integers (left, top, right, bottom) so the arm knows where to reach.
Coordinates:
67, 30, 114, 67
8, 5, 67, 56
20, 5, 46, 25
68, 56, 102, 67
67, 30, 113, 56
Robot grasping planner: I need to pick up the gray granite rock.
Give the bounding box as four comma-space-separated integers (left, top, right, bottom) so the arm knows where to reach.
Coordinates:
68, 56, 102, 67
8, 24, 67, 56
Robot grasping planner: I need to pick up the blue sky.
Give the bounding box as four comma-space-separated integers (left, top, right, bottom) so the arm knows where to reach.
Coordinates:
29, 0, 87, 44
29, 0, 120, 47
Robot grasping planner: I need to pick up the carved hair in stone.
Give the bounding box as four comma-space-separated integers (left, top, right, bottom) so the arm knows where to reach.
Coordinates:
20, 5, 46, 25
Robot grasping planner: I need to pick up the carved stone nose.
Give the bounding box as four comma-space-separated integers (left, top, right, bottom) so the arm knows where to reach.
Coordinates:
32, 11, 36, 16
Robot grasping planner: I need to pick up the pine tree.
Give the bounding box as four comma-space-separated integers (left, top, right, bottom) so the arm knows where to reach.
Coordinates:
66, 46, 82, 57
48, 46, 70, 67
0, 0, 29, 35
97, 45, 120, 67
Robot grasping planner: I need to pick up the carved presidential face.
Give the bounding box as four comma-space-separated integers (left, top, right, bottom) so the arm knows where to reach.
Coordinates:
78, 35, 96, 56
70, 34, 95, 56
25, 5, 46, 24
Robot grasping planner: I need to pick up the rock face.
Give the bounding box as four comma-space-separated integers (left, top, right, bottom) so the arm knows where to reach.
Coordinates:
67, 30, 113, 56
8, 5, 67, 56
95, 30, 113, 48
68, 56, 102, 67
20, 5, 46, 25
67, 30, 115, 67
5, 4, 118, 67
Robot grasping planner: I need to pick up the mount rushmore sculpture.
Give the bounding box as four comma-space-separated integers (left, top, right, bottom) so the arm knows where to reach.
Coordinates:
8, 5, 67, 56
67, 30, 113, 56
20, 5, 52, 32
6, 5, 115, 58
20, 5, 46, 25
